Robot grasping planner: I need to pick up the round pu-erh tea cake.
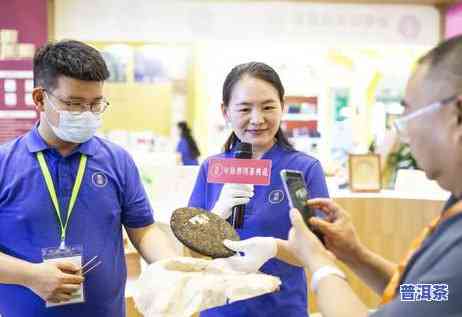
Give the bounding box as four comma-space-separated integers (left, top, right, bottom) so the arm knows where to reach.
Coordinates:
170, 207, 240, 258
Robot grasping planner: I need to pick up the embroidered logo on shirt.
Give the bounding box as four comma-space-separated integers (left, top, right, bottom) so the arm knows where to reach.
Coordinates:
92, 172, 108, 187
268, 189, 284, 204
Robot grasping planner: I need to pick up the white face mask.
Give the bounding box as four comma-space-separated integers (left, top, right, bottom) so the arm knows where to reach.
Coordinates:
44, 92, 102, 143
47, 110, 101, 143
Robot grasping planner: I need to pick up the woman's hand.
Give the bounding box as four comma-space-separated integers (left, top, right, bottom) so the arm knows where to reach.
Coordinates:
211, 183, 254, 219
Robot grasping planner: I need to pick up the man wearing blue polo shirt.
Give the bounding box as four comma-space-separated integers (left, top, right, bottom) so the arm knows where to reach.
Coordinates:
0, 40, 177, 316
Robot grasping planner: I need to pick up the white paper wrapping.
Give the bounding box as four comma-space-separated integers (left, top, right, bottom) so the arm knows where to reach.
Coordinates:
133, 257, 281, 317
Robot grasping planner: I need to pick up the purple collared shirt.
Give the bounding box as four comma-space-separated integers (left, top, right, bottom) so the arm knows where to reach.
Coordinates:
0, 125, 154, 317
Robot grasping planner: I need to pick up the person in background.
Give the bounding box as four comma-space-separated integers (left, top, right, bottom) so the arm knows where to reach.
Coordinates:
0, 40, 177, 317
176, 121, 200, 165
188, 62, 329, 316
287, 35, 462, 316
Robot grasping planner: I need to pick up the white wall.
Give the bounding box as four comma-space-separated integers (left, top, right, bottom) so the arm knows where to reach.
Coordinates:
54, 1, 439, 46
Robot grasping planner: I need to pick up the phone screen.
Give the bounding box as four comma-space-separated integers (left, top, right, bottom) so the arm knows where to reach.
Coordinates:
281, 170, 313, 224
280, 169, 324, 243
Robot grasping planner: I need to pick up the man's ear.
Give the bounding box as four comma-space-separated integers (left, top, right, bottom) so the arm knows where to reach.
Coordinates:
457, 97, 462, 125
454, 96, 462, 146
32, 87, 45, 112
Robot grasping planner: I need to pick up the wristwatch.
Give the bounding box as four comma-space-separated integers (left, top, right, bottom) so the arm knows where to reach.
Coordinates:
311, 265, 346, 293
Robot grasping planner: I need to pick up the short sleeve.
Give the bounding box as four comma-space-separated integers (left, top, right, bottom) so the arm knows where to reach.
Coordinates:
188, 160, 208, 209
370, 243, 462, 317
121, 153, 154, 228
305, 160, 329, 199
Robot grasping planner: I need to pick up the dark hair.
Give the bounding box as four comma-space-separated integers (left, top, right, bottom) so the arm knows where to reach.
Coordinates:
417, 35, 462, 82
177, 121, 201, 159
222, 61, 294, 152
33, 40, 110, 89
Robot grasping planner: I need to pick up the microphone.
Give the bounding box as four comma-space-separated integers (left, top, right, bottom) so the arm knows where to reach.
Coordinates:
231, 142, 253, 229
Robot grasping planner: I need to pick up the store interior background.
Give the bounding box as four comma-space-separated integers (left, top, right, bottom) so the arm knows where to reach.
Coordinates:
2, 0, 460, 193
1, 0, 462, 315
48, 0, 456, 197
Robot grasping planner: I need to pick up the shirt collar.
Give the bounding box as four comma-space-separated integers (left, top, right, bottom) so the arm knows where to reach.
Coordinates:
443, 195, 461, 211
25, 122, 97, 157
227, 141, 285, 161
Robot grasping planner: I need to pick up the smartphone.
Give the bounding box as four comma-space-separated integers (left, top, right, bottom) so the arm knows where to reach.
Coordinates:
280, 169, 324, 243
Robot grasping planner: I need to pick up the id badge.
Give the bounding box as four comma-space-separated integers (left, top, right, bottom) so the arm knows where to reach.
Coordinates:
42, 245, 85, 307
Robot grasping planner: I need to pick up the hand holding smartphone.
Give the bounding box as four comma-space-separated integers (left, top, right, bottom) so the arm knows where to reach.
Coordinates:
280, 169, 325, 244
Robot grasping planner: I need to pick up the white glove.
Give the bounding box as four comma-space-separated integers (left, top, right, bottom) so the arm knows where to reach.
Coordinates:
211, 183, 254, 219
211, 237, 278, 273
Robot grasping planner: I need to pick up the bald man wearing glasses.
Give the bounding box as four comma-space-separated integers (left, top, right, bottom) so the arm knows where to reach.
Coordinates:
287, 35, 462, 317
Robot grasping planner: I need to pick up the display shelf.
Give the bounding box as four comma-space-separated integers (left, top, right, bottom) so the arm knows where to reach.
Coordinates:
282, 113, 318, 121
